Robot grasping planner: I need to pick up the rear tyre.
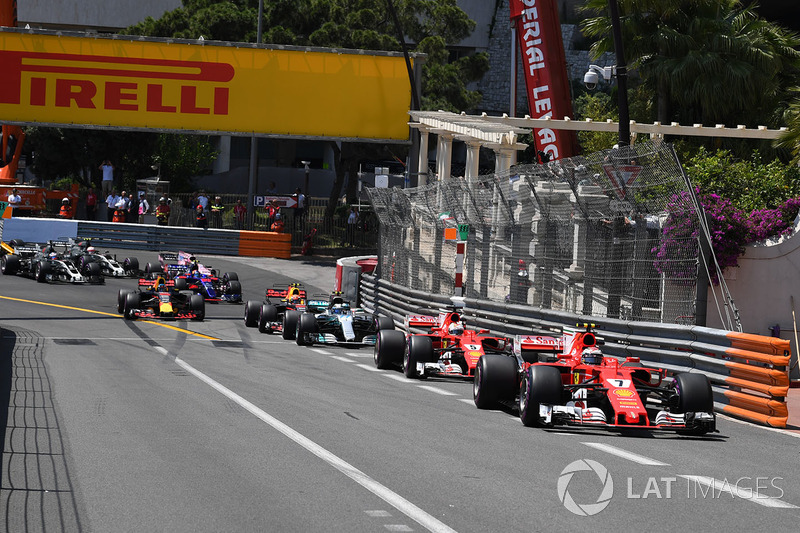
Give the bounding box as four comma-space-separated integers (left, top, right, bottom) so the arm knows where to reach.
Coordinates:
258, 304, 278, 333
9, 239, 24, 248
123, 257, 139, 274
124, 292, 141, 320
374, 330, 405, 369
223, 272, 239, 282
1, 254, 19, 275
375, 316, 395, 331
473, 354, 518, 409
403, 336, 433, 379
175, 277, 188, 291
227, 280, 242, 295
519, 365, 563, 427
296, 313, 317, 346
282, 310, 299, 340
190, 294, 205, 321
244, 300, 261, 327
117, 289, 133, 314
145, 262, 159, 275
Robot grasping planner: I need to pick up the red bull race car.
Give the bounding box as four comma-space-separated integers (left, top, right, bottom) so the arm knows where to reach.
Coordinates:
373, 310, 512, 379
244, 283, 308, 334
117, 276, 205, 321
472, 324, 716, 435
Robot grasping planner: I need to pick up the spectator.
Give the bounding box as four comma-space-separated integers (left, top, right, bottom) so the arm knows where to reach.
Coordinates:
98, 160, 114, 198
58, 197, 74, 219
293, 187, 305, 223
156, 197, 171, 226
270, 209, 284, 232
233, 199, 246, 229
266, 199, 279, 228
128, 191, 139, 223
106, 188, 120, 222
210, 196, 225, 228
195, 204, 208, 228
197, 190, 209, 210
85, 186, 98, 220
137, 192, 150, 223
114, 190, 130, 223
266, 181, 278, 195
345, 206, 359, 246
7, 188, 21, 217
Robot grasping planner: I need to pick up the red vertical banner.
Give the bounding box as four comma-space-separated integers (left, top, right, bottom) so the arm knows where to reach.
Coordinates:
510, 0, 578, 160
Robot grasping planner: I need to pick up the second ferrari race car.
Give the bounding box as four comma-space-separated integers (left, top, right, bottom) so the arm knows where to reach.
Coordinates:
146, 251, 241, 302
472, 324, 716, 435
289, 292, 391, 346
1, 239, 102, 284
372, 310, 512, 379
117, 276, 205, 321
244, 283, 308, 333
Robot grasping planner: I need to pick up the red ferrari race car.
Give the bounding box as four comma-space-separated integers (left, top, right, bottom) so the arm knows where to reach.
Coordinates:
243, 283, 308, 334
117, 276, 205, 321
373, 310, 512, 379
472, 324, 716, 435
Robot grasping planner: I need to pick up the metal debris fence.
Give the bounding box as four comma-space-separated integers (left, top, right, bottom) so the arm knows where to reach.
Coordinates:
366, 141, 700, 324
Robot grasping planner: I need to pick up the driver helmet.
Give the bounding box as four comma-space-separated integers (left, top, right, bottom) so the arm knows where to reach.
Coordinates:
581, 347, 603, 365
331, 303, 348, 315
48, 252, 58, 260
448, 314, 464, 335
86, 246, 96, 254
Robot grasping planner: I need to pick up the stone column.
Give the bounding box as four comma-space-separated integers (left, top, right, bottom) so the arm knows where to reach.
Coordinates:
417, 127, 429, 187
436, 133, 454, 180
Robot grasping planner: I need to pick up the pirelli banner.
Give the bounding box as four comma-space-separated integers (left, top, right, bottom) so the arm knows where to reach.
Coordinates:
0, 28, 414, 141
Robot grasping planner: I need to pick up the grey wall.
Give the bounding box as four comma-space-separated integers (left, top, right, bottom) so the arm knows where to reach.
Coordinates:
18, 0, 181, 31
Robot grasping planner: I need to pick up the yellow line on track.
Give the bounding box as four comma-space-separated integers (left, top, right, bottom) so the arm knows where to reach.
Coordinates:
0, 294, 220, 340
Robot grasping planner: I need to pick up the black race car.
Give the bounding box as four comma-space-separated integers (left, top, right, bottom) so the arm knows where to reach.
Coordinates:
1, 239, 102, 283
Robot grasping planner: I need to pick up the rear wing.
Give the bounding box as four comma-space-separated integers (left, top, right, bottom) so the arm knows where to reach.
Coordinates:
267, 287, 308, 300
139, 278, 175, 288
158, 251, 179, 263
514, 335, 563, 363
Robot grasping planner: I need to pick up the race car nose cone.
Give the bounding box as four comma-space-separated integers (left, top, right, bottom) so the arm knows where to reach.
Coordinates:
625, 411, 639, 423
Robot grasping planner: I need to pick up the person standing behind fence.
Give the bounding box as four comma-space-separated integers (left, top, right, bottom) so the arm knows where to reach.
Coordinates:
99, 160, 114, 198
137, 192, 149, 223
293, 187, 305, 224
211, 196, 225, 228
114, 191, 130, 223
346, 206, 359, 246
156, 197, 171, 225
106, 189, 120, 222
7, 188, 21, 217
195, 204, 208, 228
85, 186, 98, 220
233, 199, 246, 229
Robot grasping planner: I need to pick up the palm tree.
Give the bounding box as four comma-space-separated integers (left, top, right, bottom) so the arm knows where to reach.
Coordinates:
581, 0, 800, 128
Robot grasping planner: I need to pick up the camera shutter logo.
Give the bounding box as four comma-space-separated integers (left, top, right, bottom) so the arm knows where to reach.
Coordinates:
557, 459, 614, 516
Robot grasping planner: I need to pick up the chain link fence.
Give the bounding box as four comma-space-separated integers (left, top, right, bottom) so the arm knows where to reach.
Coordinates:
366, 141, 700, 324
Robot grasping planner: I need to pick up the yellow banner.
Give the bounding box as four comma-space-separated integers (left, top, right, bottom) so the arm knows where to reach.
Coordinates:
0, 31, 412, 141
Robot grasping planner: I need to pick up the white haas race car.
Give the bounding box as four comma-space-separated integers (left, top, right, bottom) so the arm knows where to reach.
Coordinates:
69, 241, 139, 278
1, 239, 102, 284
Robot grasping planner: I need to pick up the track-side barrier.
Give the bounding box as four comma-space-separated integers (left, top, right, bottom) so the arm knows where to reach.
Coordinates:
361, 273, 791, 428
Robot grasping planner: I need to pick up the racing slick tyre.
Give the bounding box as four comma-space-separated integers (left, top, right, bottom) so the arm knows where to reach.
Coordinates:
473, 354, 518, 409
123, 257, 139, 274
223, 272, 239, 282
145, 262, 159, 275
35, 261, 51, 283
85, 261, 102, 282
374, 330, 405, 369
519, 365, 563, 427
174, 277, 189, 291
404, 336, 433, 379
190, 294, 205, 321
375, 316, 395, 331
124, 292, 141, 320
117, 289, 133, 314
227, 280, 242, 296
673, 373, 714, 435
258, 304, 278, 333
1, 254, 19, 275
296, 313, 318, 346
244, 300, 261, 327
282, 310, 299, 340
9, 239, 25, 248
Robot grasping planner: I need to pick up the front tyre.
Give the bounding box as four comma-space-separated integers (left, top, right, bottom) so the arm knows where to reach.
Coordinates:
282, 310, 299, 340
403, 336, 433, 379
258, 304, 278, 333
190, 294, 205, 321
296, 313, 318, 346
374, 330, 405, 369
473, 354, 518, 409
1, 254, 19, 275
244, 300, 261, 327
519, 365, 563, 427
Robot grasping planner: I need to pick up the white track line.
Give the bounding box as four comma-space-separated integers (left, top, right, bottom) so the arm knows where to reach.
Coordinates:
583, 442, 669, 466
679, 475, 798, 508
331, 356, 355, 363
356, 364, 381, 372
173, 356, 457, 533
417, 385, 457, 396
310, 348, 333, 355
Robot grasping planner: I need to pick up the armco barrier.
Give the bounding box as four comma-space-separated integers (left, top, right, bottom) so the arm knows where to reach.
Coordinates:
0, 219, 290, 258
361, 273, 791, 428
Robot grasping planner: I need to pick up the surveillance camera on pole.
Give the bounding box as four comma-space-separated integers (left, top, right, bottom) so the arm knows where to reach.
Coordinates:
583, 65, 615, 90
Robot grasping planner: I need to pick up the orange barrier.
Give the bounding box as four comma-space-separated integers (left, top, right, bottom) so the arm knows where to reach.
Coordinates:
238, 230, 291, 258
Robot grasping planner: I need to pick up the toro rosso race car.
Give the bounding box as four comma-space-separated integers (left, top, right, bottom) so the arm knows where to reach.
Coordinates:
117, 276, 205, 321
289, 292, 389, 346
67, 240, 140, 278
146, 251, 241, 302
472, 324, 716, 435
244, 283, 308, 334
373, 310, 512, 379
1, 239, 102, 284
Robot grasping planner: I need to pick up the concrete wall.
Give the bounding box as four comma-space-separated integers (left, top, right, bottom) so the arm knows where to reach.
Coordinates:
18, 0, 181, 31
706, 219, 800, 340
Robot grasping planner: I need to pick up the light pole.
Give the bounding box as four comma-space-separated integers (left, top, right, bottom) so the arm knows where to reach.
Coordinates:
301, 160, 310, 197
247, 0, 264, 224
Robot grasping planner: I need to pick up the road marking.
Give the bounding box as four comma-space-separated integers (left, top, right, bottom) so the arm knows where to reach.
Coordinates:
311, 348, 333, 355
458, 399, 474, 405
417, 385, 457, 396
366, 510, 392, 518
384, 374, 409, 383
680, 475, 799, 508
345, 351, 372, 358
356, 364, 381, 372
331, 356, 355, 363
0, 295, 219, 340
173, 356, 457, 533
583, 442, 669, 466
155, 347, 169, 356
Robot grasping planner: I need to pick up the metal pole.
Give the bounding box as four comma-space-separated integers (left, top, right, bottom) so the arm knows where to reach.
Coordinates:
510, 24, 517, 117
608, 0, 630, 146
247, 0, 265, 225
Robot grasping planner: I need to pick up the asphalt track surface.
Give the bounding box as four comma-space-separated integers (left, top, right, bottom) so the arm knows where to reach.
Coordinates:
1, 250, 800, 532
